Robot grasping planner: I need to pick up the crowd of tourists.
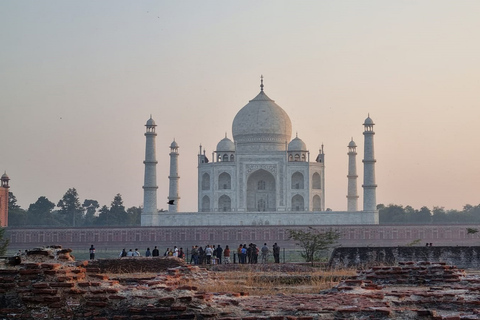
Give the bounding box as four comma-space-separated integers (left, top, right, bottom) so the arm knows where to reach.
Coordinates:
116, 243, 281, 264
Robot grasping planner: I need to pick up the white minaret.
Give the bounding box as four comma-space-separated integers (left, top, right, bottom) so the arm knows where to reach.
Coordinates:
347, 138, 359, 211
362, 115, 377, 212
142, 116, 158, 226
168, 139, 180, 212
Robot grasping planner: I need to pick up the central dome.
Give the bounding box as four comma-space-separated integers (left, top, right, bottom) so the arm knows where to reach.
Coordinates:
232, 90, 292, 152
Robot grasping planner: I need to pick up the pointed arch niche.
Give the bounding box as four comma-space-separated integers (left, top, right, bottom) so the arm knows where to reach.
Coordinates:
246, 169, 276, 212
202, 196, 210, 212
313, 195, 321, 211
202, 173, 211, 190
312, 172, 321, 189
218, 195, 231, 212
218, 172, 231, 190
291, 194, 305, 211
291, 172, 304, 189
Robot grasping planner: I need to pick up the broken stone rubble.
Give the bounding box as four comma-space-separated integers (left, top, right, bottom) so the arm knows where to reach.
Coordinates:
2, 247, 480, 319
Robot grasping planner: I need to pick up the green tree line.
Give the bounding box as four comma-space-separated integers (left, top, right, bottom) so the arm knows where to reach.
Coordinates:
378, 203, 480, 224
8, 188, 141, 227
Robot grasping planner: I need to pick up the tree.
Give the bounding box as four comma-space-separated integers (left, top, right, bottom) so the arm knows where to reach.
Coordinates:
288, 227, 339, 266
97, 206, 111, 226
8, 192, 27, 226
0, 226, 8, 255
28, 196, 56, 226
57, 188, 84, 227
82, 199, 99, 226
109, 194, 128, 226
126, 206, 142, 226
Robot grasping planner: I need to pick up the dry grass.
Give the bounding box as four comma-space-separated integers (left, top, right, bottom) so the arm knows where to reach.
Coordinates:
195, 265, 356, 295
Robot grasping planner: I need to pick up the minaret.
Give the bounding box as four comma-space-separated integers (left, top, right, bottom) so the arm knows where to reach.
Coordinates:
347, 138, 359, 211
142, 116, 158, 226
0, 172, 10, 227
362, 115, 377, 212
168, 139, 180, 212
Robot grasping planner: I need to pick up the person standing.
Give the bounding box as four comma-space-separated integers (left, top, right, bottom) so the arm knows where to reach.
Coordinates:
205, 245, 213, 264
134, 248, 141, 256
216, 245, 223, 265
119, 248, 127, 258
273, 243, 280, 263
89, 245, 95, 260
145, 247, 151, 257
224, 245, 231, 264
152, 246, 159, 257
261, 243, 269, 264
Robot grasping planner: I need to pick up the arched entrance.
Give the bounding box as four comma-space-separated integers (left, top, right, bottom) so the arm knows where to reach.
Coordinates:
246, 169, 276, 212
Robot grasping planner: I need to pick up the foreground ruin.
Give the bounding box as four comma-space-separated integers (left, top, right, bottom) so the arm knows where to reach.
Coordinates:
1, 247, 480, 319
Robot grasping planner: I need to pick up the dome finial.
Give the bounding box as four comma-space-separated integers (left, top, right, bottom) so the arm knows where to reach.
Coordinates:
260, 75, 264, 92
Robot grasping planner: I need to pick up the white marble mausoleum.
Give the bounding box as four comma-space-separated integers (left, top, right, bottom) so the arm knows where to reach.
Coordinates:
141, 78, 378, 226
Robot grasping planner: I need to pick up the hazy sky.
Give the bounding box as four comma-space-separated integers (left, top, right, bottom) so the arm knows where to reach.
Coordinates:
1, 1, 479, 213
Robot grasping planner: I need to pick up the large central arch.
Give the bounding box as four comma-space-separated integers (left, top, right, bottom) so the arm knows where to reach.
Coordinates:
246, 169, 276, 212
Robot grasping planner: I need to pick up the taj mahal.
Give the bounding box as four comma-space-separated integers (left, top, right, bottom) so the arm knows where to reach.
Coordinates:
141, 78, 378, 227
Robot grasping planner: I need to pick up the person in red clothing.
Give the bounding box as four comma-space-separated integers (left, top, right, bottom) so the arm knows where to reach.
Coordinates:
224, 245, 231, 264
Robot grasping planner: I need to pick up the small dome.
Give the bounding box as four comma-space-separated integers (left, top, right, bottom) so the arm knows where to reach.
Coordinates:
216, 135, 235, 152
1, 172, 9, 180
146, 116, 156, 126
288, 135, 307, 151
170, 140, 179, 149
348, 139, 357, 148
364, 115, 374, 126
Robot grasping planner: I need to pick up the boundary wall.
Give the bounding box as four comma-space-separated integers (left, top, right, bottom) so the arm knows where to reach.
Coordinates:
6, 224, 480, 251
330, 246, 480, 269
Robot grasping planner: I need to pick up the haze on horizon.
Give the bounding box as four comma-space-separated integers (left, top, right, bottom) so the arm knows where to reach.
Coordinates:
1, 1, 479, 214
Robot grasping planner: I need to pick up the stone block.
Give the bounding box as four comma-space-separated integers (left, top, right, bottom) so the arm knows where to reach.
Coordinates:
86, 301, 108, 307
89, 274, 109, 280
67, 288, 87, 294
49, 282, 75, 288
170, 305, 187, 311
158, 297, 175, 305
40, 263, 62, 270
32, 289, 58, 295
19, 269, 41, 275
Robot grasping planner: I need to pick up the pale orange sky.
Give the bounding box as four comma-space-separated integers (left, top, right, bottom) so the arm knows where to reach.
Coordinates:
1, 1, 479, 213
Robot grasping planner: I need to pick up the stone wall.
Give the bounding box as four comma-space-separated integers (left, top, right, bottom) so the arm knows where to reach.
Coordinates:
6, 224, 480, 252
145, 210, 378, 226
330, 246, 480, 269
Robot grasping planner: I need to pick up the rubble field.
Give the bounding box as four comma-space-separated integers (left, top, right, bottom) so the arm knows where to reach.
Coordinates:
1, 247, 480, 319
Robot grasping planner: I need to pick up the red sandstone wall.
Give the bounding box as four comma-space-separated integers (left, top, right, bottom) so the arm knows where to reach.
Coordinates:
6, 224, 480, 251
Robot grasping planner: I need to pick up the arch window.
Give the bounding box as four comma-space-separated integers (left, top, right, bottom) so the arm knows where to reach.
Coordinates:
294, 154, 300, 161
258, 180, 266, 190
218, 172, 231, 190
202, 173, 211, 190
312, 172, 321, 189
291, 172, 304, 189
288, 154, 293, 162
223, 154, 229, 162
218, 195, 231, 212
301, 154, 306, 161
201, 196, 210, 212
230, 154, 235, 161
291, 195, 305, 211
313, 195, 321, 211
